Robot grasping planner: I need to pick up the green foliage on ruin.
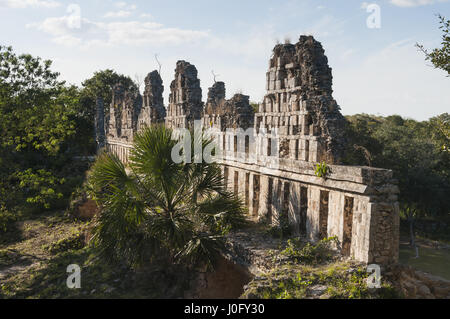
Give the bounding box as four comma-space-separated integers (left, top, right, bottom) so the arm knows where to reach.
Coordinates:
314, 161, 330, 179
250, 102, 259, 113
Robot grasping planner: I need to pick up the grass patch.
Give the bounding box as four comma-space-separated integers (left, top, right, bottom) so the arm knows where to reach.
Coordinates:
0, 210, 194, 299
242, 262, 399, 299
280, 237, 338, 265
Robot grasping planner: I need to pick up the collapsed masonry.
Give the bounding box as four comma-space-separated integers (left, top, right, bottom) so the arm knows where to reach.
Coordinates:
99, 35, 400, 266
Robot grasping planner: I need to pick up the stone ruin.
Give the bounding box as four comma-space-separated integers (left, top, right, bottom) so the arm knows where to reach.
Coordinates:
203, 81, 254, 131
166, 60, 204, 130
138, 70, 166, 130
98, 35, 400, 266
258, 36, 347, 164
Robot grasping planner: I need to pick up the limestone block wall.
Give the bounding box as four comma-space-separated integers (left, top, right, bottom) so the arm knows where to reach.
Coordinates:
217, 139, 399, 265
107, 132, 400, 265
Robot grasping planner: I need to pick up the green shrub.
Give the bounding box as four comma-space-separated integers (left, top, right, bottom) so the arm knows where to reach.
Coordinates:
315, 162, 330, 179
281, 237, 338, 265
15, 169, 65, 210
44, 232, 85, 254
0, 205, 16, 233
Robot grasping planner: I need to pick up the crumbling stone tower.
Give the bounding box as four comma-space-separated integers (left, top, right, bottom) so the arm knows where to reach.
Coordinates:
203, 81, 255, 132
165, 61, 204, 130
138, 71, 166, 131
107, 83, 142, 143
257, 35, 346, 164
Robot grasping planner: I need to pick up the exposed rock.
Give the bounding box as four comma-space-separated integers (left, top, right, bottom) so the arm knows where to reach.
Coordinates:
309, 285, 328, 297
184, 255, 253, 299
386, 264, 450, 299
70, 198, 98, 221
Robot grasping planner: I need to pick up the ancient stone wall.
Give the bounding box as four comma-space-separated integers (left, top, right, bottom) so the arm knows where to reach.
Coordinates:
105, 71, 166, 162
101, 35, 400, 265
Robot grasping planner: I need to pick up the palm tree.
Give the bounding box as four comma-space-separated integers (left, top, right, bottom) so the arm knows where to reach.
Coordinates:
88, 124, 246, 270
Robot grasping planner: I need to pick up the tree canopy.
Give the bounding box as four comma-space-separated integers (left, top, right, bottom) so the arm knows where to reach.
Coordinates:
417, 14, 450, 76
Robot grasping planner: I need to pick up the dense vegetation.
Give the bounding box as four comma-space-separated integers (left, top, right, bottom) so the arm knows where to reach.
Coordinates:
0, 45, 86, 232
343, 113, 450, 240
0, 45, 137, 235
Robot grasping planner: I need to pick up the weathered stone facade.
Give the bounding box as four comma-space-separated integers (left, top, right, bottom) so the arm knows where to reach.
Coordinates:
138, 70, 166, 131
203, 82, 255, 131
101, 35, 400, 266
258, 35, 346, 164
165, 60, 204, 130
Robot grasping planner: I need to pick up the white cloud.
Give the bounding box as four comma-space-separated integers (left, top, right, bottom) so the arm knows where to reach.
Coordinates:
52, 34, 82, 47
0, 0, 60, 8
340, 48, 356, 61
101, 21, 208, 46
390, 0, 449, 7
103, 10, 132, 18
140, 13, 153, 19
103, 2, 138, 19
27, 15, 210, 48
114, 1, 136, 10
302, 14, 346, 38
26, 16, 98, 37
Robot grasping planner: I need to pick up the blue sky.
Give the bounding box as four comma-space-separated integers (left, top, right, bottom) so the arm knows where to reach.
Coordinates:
0, 0, 449, 120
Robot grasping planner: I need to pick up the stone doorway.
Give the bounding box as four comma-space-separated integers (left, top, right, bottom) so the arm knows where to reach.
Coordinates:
245, 173, 250, 207
342, 196, 354, 257
300, 186, 308, 235
267, 178, 274, 224
319, 190, 329, 240
282, 182, 290, 228
252, 175, 260, 217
